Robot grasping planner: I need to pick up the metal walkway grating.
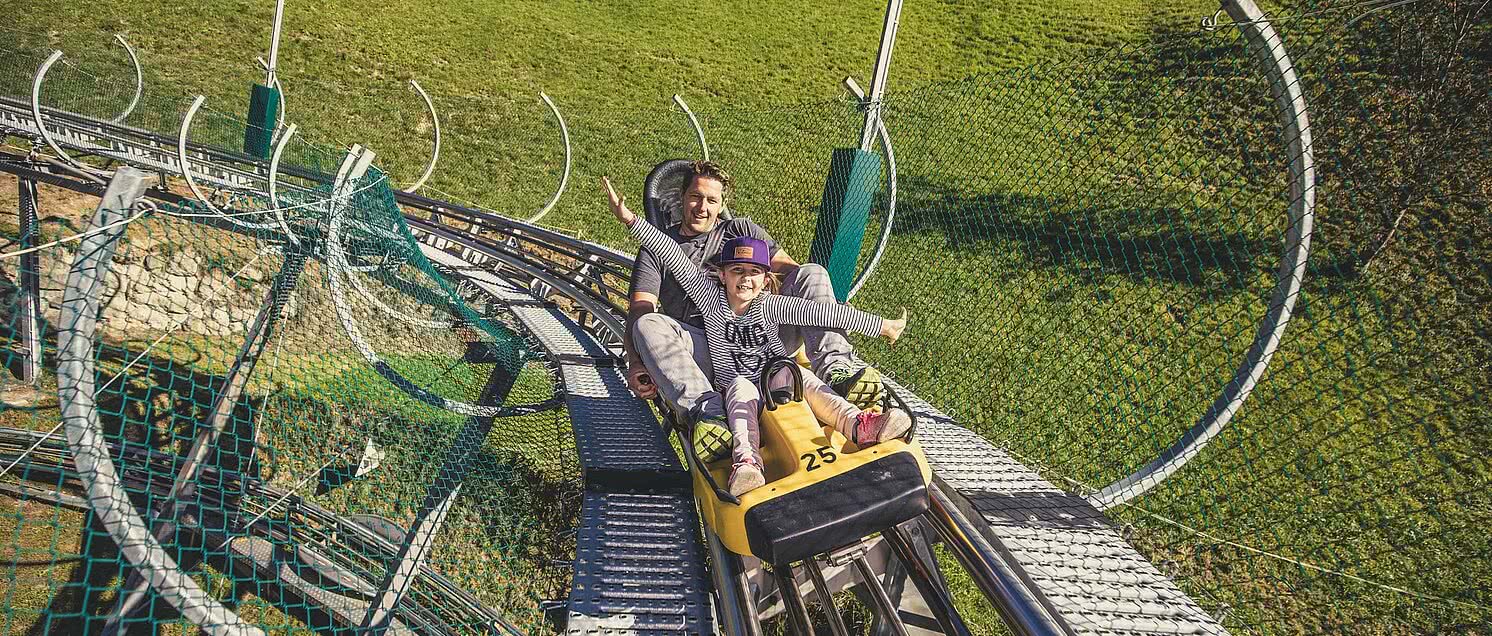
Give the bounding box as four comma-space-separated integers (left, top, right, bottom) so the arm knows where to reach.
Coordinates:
886, 378, 1228, 635
566, 491, 716, 635
417, 239, 714, 635
560, 363, 686, 485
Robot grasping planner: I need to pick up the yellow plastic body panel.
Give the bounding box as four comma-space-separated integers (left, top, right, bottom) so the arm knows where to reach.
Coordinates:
692, 398, 932, 559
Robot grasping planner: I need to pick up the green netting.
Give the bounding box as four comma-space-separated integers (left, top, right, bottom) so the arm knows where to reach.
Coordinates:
0, 53, 580, 632
0, 1, 1489, 634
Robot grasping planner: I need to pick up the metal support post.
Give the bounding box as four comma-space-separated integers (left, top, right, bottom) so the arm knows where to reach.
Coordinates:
103, 248, 309, 634
361, 358, 521, 633
811, 0, 901, 301
859, 0, 903, 151
266, 0, 286, 87
16, 173, 43, 384
245, 0, 287, 158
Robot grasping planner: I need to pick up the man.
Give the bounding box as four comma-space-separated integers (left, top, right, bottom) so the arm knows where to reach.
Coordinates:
623, 160, 884, 445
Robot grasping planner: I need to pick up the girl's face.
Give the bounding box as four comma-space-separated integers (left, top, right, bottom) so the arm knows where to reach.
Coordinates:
720, 263, 768, 305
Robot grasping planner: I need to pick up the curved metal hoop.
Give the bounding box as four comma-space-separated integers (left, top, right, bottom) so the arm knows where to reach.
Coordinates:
673, 94, 710, 162
324, 148, 515, 418
177, 95, 282, 230
345, 259, 453, 329
57, 169, 264, 636
402, 80, 442, 194
524, 92, 572, 224
265, 122, 303, 245
841, 77, 899, 301
109, 34, 144, 124
1089, 0, 1315, 510
30, 50, 107, 182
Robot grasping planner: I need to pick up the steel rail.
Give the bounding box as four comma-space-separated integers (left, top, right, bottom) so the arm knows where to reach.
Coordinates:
0, 426, 523, 635
1089, 0, 1315, 510
926, 483, 1071, 636
4, 103, 1113, 636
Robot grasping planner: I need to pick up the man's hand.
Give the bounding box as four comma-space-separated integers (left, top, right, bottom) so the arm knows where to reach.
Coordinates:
881, 308, 908, 344
602, 177, 638, 226
626, 363, 658, 399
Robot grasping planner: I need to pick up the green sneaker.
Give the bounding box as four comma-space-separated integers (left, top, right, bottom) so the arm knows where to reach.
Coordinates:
691, 415, 733, 463
828, 365, 885, 412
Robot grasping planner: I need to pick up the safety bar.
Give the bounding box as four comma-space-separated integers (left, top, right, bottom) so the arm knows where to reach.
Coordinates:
924, 482, 1072, 636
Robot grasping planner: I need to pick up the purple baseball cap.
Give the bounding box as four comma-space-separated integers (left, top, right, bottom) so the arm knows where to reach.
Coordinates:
715, 236, 771, 270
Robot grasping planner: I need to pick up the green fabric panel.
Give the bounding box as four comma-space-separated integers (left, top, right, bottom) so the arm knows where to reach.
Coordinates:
809, 147, 882, 301
243, 84, 280, 159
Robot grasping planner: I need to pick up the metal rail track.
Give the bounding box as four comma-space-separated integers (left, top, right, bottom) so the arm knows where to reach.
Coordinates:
0, 425, 522, 634
1, 93, 1231, 635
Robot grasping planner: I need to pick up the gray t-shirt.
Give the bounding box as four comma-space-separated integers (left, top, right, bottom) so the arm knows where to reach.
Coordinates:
628, 218, 779, 329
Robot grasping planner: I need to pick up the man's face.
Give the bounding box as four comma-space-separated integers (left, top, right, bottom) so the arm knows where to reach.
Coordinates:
680, 176, 725, 237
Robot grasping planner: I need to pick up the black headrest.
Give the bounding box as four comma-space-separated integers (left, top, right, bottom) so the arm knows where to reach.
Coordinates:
643, 159, 733, 229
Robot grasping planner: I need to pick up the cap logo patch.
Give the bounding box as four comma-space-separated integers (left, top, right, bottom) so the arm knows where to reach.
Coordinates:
734, 246, 755, 259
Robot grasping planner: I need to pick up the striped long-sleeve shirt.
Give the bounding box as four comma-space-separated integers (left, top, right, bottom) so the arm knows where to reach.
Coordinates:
630, 218, 884, 392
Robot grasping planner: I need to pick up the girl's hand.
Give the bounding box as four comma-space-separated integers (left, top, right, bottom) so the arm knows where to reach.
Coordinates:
602, 177, 637, 226
881, 308, 908, 344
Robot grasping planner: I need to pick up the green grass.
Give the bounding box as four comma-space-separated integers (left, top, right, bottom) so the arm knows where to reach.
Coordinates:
3, 0, 1489, 634
0, 169, 571, 632
0, 351, 575, 633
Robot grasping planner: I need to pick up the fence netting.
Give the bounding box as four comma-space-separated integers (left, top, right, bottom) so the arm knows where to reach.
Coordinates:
1, 0, 1488, 634
0, 39, 579, 632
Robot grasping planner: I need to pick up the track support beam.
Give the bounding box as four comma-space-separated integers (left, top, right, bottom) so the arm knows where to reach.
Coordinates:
16, 171, 44, 385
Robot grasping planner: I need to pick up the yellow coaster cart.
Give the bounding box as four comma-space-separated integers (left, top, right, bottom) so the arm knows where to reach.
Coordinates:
643, 159, 962, 634
675, 356, 938, 633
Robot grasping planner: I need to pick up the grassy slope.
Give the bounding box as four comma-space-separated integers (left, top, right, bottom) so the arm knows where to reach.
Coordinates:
6, 1, 1488, 635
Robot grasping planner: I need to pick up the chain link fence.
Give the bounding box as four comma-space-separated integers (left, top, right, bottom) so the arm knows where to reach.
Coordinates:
0, 0, 1487, 633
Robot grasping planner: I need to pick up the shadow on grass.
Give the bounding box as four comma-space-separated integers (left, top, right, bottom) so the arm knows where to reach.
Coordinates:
1, 324, 581, 631
892, 174, 1276, 291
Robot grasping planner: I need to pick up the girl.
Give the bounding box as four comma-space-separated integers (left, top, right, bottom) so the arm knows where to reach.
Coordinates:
604, 177, 910, 496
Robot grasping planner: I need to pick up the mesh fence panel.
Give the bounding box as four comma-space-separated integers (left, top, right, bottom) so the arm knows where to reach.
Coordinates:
0, 50, 580, 631
1, 1, 1489, 634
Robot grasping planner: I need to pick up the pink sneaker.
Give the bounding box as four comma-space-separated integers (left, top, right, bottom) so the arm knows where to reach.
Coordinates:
854, 408, 912, 446
728, 460, 766, 497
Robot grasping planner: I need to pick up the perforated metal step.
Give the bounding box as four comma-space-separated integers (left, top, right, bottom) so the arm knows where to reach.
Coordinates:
417, 239, 711, 634
516, 305, 614, 359
560, 363, 686, 486
566, 491, 715, 635
885, 378, 1228, 635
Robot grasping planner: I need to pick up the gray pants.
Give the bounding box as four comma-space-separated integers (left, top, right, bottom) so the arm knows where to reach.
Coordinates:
632, 263, 855, 420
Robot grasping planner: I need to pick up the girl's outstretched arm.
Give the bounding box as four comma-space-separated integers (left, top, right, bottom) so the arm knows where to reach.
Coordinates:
602, 177, 717, 311
759, 295, 906, 342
